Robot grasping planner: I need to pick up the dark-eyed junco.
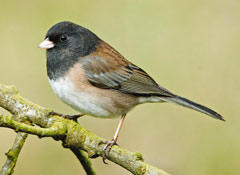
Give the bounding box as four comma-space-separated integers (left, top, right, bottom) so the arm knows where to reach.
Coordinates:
39, 21, 224, 161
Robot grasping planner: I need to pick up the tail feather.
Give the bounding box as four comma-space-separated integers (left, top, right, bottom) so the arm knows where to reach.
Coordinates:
163, 96, 224, 121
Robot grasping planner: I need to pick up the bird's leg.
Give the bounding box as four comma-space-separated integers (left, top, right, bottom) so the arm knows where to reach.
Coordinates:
48, 111, 85, 122
100, 114, 126, 164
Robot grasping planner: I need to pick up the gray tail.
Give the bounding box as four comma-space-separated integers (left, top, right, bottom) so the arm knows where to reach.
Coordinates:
163, 96, 224, 121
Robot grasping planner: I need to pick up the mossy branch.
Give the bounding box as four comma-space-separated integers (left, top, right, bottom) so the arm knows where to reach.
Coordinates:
0, 83, 171, 175
70, 148, 96, 175
0, 132, 28, 175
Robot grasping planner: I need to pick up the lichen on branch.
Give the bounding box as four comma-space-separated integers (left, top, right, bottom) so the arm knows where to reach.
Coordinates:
0, 132, 28, 175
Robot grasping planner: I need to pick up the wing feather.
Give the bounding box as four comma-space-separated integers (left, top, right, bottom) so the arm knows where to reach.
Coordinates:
81, 55, 173, 97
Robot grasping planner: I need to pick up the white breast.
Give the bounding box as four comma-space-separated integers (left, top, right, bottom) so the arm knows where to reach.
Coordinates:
48, 77, 115, 118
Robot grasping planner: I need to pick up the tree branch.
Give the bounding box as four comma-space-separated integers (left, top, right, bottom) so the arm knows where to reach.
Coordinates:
70, 148, 96, 175
0, 83, 171, 175
0, 132, 28, 175
0, 115, 66, 137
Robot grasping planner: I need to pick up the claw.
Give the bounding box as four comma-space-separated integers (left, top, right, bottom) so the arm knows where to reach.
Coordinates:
63, 114, 85, 121
99, 139, 118, 164
48, 111, 84, 122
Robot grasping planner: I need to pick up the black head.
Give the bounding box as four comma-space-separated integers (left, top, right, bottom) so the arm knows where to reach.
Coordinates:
40, 21, 100, 80
45, 21, 99, 54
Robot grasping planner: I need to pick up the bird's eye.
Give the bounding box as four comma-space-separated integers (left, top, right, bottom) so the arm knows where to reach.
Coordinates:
59, 35, 67, 42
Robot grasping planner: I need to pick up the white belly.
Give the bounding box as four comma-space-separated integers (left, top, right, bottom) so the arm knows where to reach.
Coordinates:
48, 77, 116, 118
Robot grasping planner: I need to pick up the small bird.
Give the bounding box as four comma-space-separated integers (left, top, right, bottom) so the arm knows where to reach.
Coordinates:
39, 21, 224, 162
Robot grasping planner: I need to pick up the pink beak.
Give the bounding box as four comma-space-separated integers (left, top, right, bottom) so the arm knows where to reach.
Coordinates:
38, 38, 55, 49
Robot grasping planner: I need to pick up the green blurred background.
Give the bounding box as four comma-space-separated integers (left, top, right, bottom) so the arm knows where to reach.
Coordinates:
0, 0, 239, 174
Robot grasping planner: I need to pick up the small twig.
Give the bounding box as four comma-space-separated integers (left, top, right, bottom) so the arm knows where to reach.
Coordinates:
70, 148, 96, 175
0, 132, 28, 175
0, 115, 66, 137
